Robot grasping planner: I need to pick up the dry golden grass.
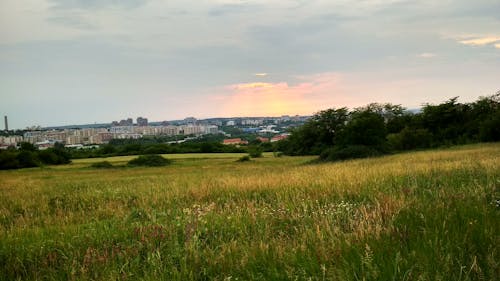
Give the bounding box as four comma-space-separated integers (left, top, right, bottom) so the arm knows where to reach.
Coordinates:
0, 143, 499, 280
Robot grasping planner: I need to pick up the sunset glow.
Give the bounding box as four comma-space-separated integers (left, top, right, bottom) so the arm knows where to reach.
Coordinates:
459, 36, 500, 46
222, 82, 313, 116
1, 0, 499, 128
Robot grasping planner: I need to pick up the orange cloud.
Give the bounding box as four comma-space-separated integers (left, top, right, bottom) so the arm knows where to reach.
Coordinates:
233, 82, 274, 89
207, 69, 495, 118
214, 73, 344, 117
459, 36, 500, 46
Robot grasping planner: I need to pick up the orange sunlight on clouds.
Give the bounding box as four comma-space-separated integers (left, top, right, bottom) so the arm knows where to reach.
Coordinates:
208, 70, 482, 118
218, 73, 343, 117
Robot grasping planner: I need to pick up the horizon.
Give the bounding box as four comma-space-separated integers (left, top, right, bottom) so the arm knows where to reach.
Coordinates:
4, 103, 432, 130
1, 0, 499, 129
1, 91, 494, 130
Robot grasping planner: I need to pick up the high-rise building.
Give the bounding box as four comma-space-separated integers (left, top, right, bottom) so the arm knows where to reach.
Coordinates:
4, 116, 8, 131
137, 117, 148, 126
184, 117, 197, 124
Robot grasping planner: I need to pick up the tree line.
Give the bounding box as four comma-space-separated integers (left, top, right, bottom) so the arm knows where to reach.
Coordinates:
0, 142, 70, 169
1, 93, 498, 169
69, 139, 248, 159
275, 93, 499, 160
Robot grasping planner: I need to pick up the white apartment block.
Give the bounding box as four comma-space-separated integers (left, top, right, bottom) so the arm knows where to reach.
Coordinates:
19, 124, 218, 146
0, 136, 23, 146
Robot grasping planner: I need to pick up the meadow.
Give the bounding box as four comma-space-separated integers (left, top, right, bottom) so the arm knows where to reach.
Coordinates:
0, 144, 498, 280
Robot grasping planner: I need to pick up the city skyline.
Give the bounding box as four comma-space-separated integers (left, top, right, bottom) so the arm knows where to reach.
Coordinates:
1, 0, 499, 129
1, 113, 312, 130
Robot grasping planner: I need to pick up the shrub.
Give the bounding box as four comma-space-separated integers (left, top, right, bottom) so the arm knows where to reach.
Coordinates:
387, 127, 433, 151
127, 154, 172, 167
38, 147, 71, 165
320, 145, 381, 161
16, 151, 39, 168
478, 111, 500, 142
0, 151, 20, 170
90, 161, 114, 168
236, 155, 251, 162
248, 147, 263, 158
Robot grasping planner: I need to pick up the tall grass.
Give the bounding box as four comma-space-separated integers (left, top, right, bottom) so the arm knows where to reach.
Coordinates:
0, 144, 498, 280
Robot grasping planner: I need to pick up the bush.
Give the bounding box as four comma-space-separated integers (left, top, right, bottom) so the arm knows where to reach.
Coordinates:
90, 161, 114, 168
16, 151, 39, 168
478, 111, 500, 141
38, 149, 70, 165
248, 147, 263, 158
0, 151, 20, 170
37, 150, 59, 164
127, 154, 172, 167
320, 145, 381, 161
236, 155, 251, 162
387, 127, 433, 151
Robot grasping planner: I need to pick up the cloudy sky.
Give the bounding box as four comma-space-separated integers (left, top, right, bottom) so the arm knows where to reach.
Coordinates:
1, 0, 499, 129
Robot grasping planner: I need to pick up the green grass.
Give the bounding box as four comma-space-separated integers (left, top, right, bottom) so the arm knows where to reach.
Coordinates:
0, 144, 499, 280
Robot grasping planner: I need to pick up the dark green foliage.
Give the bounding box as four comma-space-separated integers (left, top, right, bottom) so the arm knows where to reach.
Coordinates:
387, 127, 432, 151
479, 110, 500, 141
19, 142, 37, 152
38, 148, 71, 165
0, 142, 71, 169
338, 110, 386, 147
419, 97, 468, 143
37, 150, 59, 164
16, 151, 38, 168
0, 151, 20, 169
278, 108, 348, 156
248, 146, 263, 158
99, 144, 116, 155
237, 155, 251, 162
119, 143, 143, 155
90, 161, 114, 168
127, 154, 172, 167
200, 142, 215, 153
281, 93, 500, 161
69, 139, 246, 159
143, 144, 171, 154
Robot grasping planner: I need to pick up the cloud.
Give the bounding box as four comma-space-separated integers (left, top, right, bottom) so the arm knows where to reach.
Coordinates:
47, 14, 98, 30
211, 73, 345, 117
208, 2, 261, 17
48, 0, 148, 10
459, 36, 500, 47
254, 73, 268, 77
233, 82, 274, 89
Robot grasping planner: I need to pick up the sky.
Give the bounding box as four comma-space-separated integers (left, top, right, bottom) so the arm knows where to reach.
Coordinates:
1, 0, 499, 129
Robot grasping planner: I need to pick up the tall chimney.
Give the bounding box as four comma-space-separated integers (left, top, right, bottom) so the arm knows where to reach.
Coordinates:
4, 116, 8, 131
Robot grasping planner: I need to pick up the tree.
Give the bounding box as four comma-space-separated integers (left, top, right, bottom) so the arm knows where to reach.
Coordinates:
278, 108, 348, 155
16, 151, 39, 168
337, 109, 387, 148
420, 97, 467, 143
311, 107, 349, 146
19, 142, 37, 152
0, 150, 20, 169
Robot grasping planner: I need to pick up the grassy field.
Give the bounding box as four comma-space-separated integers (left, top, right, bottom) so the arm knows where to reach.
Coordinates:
0, 144, 499, 280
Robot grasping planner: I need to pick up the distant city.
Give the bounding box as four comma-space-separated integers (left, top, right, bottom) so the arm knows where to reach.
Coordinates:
0, 115, 310, 149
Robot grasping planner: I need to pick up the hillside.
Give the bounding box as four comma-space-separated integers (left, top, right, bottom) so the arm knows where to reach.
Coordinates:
0, 144, 499, 280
